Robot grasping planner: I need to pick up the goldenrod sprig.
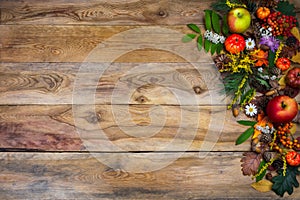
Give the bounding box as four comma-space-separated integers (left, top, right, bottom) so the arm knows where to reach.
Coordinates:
226, 0, 246, 8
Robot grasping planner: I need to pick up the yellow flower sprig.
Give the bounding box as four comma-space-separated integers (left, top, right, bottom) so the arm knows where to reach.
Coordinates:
220, 53, 254, 74
282, 155, 287, 176
226, 0, 246, 8
254, 158, 276, 179
240, 89, 256, 107
270, 131, 278, 150
228, 75, 248, 109
274, 43, 284, 63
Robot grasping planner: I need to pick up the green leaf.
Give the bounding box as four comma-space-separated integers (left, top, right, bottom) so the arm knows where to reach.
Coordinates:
204, 39, 211, 53
182, 34, 196, 43
216, 43, 223, 54
204, 10, 212, 31
222, 14, 229, 36
197, 35, 203, 51
210, 43, 218, 55
237, 120, 256, 126
187, 24, 200, 33
272, 166, 300, 197
211, 0, 230, 12
212, 11, 221, 34
256, 160, 267, 182
240, 88, 256, 106
277, 1, 296, 17
235, 127, 254, 145
268, 51, 276, 67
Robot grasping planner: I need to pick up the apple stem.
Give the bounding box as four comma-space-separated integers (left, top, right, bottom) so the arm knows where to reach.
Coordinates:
281, 101, 287, 109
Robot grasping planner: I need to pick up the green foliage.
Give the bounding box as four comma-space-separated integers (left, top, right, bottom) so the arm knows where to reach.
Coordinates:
182, 34, 196, 43
237, 120, 256, 126
204, 39, 211, 53
211, 0, 230, 12
236, 126, 254, 145
277, 1, 296, 17
222, 14, 229, 36
216, 43, 223, 54
223, 72, 246, 96
187, 24, 200, 33
212, 11, 221, 34
268, 50, 276, 67
197, 36, 203, 51
272, 166, 300, 197
240, 88, 255, 106
256, 160, 267, 182
204, 10, 212, 31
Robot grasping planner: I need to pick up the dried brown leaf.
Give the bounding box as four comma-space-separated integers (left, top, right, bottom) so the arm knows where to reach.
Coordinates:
241, 152, 262, 176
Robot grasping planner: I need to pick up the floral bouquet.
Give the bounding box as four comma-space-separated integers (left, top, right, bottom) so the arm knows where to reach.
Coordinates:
183, 0, 300, 197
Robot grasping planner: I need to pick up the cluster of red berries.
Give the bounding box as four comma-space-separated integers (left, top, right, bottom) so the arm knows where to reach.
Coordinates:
271, 123, 300, 154
262, 12, 297, 36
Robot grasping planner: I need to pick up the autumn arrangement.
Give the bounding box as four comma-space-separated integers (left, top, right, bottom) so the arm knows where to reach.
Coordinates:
183, 0, 300, 197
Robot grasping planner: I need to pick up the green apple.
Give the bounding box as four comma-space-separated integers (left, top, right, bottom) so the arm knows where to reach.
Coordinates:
227, 7, 251, 33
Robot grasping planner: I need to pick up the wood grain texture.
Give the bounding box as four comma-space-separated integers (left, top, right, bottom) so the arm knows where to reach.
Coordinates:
0, 25, 207, 63
0, 152, 299, 199
1, 0, 299, 25
0, 104, 258, 151
1, 0, 300, 199
0, 62, 226, 105
0, 0, 211, 25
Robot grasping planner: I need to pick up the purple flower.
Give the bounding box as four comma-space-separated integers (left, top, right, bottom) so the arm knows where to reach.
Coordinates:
259, 36, 280, 52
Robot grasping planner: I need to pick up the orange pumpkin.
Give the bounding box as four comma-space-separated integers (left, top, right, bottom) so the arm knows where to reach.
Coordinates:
224, 34, 246, 54
276, 57, 291, 71
256, 7, 270, 20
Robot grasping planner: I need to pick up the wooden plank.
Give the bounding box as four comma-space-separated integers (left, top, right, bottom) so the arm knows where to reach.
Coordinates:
0, 25, 207, 63
0, 104, 263, 152
1, 0, 299, 25
0, 62, 226, 105
1, 62, 300, 105
0, 152, 299, 199
0, 0, 211, 25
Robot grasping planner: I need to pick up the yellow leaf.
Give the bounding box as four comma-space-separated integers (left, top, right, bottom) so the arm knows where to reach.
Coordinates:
291, 27, 300, 41
292, 53, 300, 64
251, 180, 273, 192
278, 74, 286, 86
290, 123, 297, 135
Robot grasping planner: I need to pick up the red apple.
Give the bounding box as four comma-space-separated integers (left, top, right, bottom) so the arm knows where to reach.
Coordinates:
266, 95, 298, 123
286, 67, 300, 89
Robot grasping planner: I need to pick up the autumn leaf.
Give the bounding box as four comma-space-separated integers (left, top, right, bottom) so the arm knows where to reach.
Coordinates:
251, 49, 268, 67
251, 180, 273, 192
291, 27, 300, 41
241, 152, 262, 176
292, 53, 300, 64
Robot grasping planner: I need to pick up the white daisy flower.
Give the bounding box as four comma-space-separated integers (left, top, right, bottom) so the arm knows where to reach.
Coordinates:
245, 103, 257, 117
245, 38, 255, 50
258, 67, 263, 73
270, 75, 277, 80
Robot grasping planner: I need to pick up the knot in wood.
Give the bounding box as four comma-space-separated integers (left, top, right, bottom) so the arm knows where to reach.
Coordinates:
193, 86, 202, 94
135, 95, 149, 103
158, 10, 168, 17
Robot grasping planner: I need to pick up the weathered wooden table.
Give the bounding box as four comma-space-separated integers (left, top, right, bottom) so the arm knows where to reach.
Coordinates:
1, 0, 300, 199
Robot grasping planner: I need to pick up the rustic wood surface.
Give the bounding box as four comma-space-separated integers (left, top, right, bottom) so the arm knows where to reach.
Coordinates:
0, 0, 300, 199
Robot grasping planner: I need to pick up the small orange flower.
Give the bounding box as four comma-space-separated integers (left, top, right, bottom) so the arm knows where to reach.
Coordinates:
251, 49, 269, 67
